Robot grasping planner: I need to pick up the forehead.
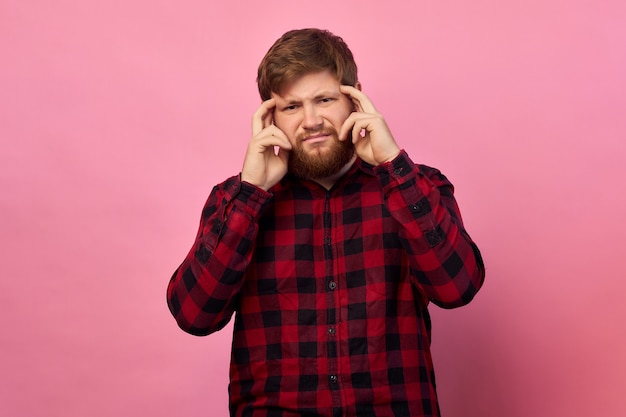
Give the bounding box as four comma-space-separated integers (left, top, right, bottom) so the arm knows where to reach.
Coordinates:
273, 70, 341, 100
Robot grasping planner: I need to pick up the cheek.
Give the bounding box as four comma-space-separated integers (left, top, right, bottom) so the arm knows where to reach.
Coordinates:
274, 116, 299, 140
333, 111, 352, 127
337, 101, 355, 121
273, 115, 291, 131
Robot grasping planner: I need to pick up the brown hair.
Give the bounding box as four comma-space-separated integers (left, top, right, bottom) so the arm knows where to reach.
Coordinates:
257, 28, 358, 101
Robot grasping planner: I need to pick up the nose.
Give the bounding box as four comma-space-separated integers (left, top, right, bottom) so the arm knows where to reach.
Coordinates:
302, 104, 323, 130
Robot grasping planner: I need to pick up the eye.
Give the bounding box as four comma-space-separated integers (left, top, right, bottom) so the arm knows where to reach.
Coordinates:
282, 104, 299, 112
319, 97, 334, 104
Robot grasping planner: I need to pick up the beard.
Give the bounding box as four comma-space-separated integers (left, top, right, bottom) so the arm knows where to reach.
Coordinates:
288, 128, 355, 180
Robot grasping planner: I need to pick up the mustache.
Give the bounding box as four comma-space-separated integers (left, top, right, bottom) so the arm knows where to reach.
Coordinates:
296, 127, 339, 142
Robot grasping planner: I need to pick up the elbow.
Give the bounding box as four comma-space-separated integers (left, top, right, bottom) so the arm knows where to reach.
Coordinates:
168, 306, 212, 336
431, 267, 485, 309
167, 296, 220, 337
437, 244, 486, 309
432, 284, 480, 309
166, 268, 214, 336
175, 320, 213, 337
167, 288, 232, 337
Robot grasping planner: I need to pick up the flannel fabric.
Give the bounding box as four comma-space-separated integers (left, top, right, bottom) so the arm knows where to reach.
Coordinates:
167, 150, 485, 417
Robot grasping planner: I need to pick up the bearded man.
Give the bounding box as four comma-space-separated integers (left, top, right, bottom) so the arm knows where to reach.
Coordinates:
167, 28, 485, 417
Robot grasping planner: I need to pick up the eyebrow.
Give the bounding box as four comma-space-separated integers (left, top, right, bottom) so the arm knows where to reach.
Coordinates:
279, 90, 340, 104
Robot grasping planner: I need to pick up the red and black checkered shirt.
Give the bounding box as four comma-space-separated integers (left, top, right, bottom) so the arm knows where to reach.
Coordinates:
167, 151, 485, 417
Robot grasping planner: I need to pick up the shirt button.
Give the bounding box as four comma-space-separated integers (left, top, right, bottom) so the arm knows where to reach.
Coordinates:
394, 168, 403, 175
324, 236, 331, 245
329, 375, 338, 384
328, 327, 335, 335
328, 281, 337, 291
410, 203, 421, 212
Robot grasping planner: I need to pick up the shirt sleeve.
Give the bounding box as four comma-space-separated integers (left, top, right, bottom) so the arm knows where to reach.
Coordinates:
374, 150, 485, 308
166, 175, 272, 335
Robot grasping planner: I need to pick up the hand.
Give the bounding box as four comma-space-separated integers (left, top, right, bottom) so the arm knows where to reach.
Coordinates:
338, 85, 401, 166
241, 99, 292, 191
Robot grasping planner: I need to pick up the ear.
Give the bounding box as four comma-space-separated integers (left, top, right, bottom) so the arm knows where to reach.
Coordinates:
355, 81, 362, 91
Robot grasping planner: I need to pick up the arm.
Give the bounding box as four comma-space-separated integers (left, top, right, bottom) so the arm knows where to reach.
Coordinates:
166, 177, 272, 335
167, 99, 290, 335
376, 151, 485, 308
339, 86, 484, 308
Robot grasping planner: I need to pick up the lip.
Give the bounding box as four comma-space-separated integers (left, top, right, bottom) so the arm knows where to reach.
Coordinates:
302, 133, 330, 143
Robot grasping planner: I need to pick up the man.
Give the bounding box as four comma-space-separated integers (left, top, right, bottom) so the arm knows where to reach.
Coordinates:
167, 28, 485, 417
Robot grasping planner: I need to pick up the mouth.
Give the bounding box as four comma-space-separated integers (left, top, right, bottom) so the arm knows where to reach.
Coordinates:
302, 132, 332, 144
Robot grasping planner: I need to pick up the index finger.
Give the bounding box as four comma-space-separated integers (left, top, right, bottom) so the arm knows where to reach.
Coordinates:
252, 98, 276, 135
339, 85, 377, 114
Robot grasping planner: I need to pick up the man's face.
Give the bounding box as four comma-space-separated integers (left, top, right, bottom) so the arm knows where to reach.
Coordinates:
271, 70, 356, 180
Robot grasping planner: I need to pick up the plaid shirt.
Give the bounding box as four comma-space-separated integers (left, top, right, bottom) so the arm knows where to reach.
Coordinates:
167, 151, 485, 417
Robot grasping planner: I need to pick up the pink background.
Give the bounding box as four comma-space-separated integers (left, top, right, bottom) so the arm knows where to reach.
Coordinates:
2, 1, 625, 416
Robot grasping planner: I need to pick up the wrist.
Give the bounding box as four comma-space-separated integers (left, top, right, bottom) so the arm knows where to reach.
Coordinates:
240, 173, 265, 191
379, 147, 402, 165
